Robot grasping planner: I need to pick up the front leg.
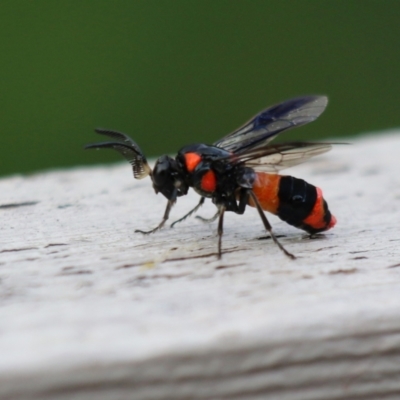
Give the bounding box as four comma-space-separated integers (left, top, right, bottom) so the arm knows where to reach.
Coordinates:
135, 200, 174, 234
170, 197, 205, 228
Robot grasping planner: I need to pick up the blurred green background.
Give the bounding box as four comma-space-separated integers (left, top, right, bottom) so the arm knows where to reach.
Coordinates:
1, 1, 399, 177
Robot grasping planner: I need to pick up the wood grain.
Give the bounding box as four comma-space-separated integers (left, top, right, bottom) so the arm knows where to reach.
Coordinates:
1, 132, 400, 399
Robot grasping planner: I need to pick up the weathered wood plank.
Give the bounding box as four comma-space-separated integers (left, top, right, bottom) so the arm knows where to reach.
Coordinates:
1, 132, 400, 399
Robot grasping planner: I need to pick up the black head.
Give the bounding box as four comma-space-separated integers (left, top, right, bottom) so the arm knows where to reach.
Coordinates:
152, 155, 188, 201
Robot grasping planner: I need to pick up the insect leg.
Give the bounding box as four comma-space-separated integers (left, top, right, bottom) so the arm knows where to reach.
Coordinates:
248, 191, 296, 260
196, 210, 220, 223
170, 197, 205, 228
217, 206, 226, 259
135, 200, 173, 235
197, 189, 248, 222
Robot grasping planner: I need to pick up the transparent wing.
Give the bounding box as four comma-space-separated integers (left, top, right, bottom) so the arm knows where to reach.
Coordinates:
214, 96, 328, 154
85, 128, 151, 179
236, 142, 332, 173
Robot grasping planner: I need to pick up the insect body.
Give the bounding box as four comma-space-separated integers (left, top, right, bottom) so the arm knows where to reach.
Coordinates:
86, 96, 336, 259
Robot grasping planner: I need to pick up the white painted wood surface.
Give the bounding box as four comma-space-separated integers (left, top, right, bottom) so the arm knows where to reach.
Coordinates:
1, 132, 400, 399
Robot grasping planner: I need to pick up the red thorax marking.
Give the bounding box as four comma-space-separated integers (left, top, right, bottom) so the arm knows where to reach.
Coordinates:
201, 170, 217, 192
184, 152, 202, 172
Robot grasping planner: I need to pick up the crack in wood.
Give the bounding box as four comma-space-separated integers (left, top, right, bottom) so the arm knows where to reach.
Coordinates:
115, 247, 246, 270
58, 269, 93, 276
387, 263, 400, 269
116, 263, 144, 270
133, 272, 191, 281
328, 268, 358, 275
215, 263, 244, 270
0, 201, 38, 209
163, 247, 244, 263
0, 247, 38, 253
314, 246, 338, 252
256, 234, 285, 240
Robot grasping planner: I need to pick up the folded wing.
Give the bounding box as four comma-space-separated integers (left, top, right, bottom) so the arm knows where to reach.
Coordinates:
214, 96, 328, 154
